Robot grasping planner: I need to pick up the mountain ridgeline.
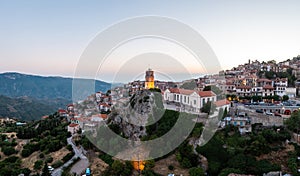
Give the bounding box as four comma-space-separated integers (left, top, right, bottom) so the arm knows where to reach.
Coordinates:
0, 72, 111, 100
0, 72, 111, 120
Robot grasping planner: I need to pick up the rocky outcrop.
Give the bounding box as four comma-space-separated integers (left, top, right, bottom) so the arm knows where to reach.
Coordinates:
110, 90, 161, 140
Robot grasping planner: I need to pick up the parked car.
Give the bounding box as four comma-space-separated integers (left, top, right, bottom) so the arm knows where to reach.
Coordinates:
256, 109, 263, 113
265, 112, 273, 116
274, 112, 282, 117
48, 166, 54, 172
244, 102, 252, 106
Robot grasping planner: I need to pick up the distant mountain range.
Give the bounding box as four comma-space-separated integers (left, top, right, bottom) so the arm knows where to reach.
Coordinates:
0, 95, 67, 121
0, 72, 111, 100
0, 72, 111, 120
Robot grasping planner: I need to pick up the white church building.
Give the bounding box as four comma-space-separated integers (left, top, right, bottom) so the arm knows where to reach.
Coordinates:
163, 88, 217, 112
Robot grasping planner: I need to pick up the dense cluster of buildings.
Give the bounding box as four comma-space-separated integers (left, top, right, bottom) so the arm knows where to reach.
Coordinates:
57, 92, 112, 135
57, 56, 300, 135
205, 58, 300, 100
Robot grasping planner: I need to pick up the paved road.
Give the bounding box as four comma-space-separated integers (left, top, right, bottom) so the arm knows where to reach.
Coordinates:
234, 104, 283, 126
51, 137, 89, 176
70, 158, 89, 175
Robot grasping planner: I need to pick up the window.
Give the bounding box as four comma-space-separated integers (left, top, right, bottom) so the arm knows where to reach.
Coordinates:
194, 100, 196, 105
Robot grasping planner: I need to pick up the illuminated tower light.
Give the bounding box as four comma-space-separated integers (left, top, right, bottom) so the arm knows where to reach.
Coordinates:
145, 68, 155, 89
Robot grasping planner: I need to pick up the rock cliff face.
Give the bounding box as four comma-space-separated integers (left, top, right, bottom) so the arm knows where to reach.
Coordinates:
110, 90, 162, 140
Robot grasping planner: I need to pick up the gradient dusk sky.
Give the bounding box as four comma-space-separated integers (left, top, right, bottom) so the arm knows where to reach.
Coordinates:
1, 0, 300, 82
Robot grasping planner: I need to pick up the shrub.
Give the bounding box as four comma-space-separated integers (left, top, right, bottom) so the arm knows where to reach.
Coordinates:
62, 151, 74, 162
168, 165, 174, 170
21, 149, 31, 157
34, 160, 43, 170
52, 160, 63, 168
45, 156, 53, 163
66, 144, 73, 151
2, 146, 16, 156
189, 167, 205, 176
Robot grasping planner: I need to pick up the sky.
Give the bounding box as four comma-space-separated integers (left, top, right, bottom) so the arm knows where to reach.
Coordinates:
1, 0, 300, 83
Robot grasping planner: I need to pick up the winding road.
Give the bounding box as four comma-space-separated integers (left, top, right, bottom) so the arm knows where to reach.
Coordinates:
51, 136, 89, 176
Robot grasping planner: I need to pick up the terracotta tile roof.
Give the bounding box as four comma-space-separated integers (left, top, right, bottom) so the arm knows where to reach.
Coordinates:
100, 114, 108, 119
69, 123, 79, 127
257, 78, 272, 82
275, 77, 287, 81
99, 103, 110, 107
168, 88, 197, 95
76, 117, 92, 122
214, 99, 230, 107
42, 115, 49, 119
169, 88, 180, 93
236, 86, 251, 89
198, 91, 216, 97
263, 85, 274, 89
178, 89, 196, 95
58, 109, 67, 113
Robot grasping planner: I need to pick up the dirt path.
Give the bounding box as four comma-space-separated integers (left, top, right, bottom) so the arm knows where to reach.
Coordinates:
152, 154, 189, 176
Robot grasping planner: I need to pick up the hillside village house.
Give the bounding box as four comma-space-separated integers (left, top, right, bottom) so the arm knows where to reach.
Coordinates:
273, 78, 288, 97
98, 103, 111, 113
67, 123, 80, 135
163, 88, 216, 112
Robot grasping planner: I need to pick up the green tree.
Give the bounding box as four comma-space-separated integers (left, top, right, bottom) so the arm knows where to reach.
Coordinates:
201, 101, 216, 115
34, 160, 43, 170
189, 167, 205, 176
111, 160, 124, 175
285, 111, 300, 132
282, 95, 289, 101
2, 146, 16, 156
41, 163, 51, 176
